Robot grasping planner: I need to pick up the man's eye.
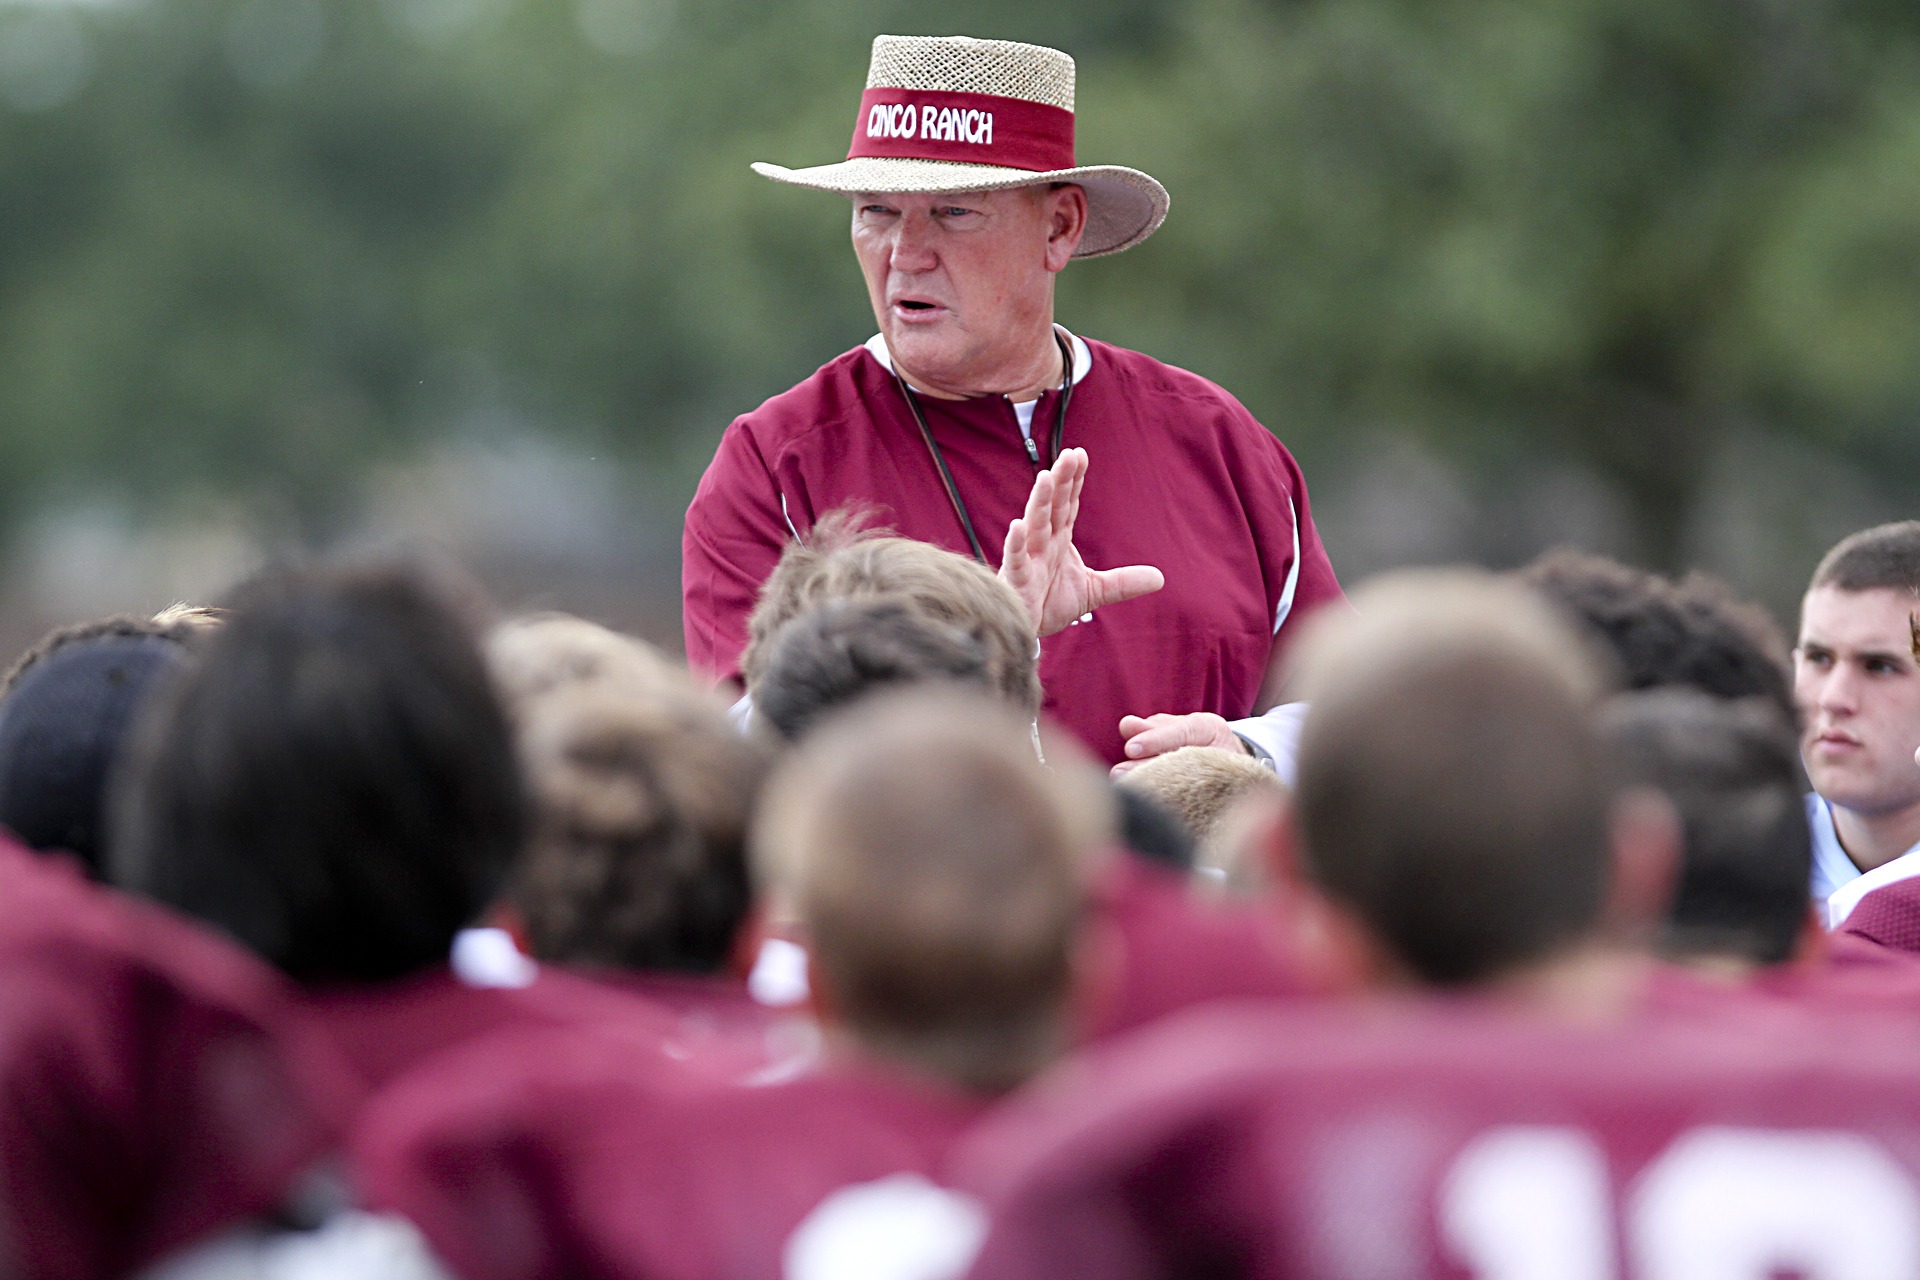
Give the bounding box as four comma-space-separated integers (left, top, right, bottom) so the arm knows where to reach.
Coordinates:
939, 206, 976, 218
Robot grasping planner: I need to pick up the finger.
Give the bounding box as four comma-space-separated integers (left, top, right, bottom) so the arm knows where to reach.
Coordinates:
1022, 471, 1056, 556
1121, 713, 1235, 758
1065, 448, 1088, 522
1109, 759, 1146, 777
1085, 565, 1165, 610
1045, 452, 1077, 537
999, 517, 1032, 587
1048, 449, 1085, 538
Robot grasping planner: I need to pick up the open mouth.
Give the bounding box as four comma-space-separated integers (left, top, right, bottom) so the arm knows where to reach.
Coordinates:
897, 300, 936, 311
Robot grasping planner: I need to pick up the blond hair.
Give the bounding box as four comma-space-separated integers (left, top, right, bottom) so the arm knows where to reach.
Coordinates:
742, 509, 1041, 714
1119, 746, 1284, 847
487, 613, 685, 713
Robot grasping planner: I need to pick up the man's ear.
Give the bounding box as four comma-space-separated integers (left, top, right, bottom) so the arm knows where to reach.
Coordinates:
727, 901, 773, 982
1786, 902, 1830, 971
1260, 794, 1307, 890
803, 946, 837, 1028
1260, 798, 1385, 994
1042, 184, 1088, 273
1603, 787, 1682, 940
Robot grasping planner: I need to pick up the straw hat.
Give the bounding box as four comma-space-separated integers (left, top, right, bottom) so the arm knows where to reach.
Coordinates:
752, 35, 1169, 259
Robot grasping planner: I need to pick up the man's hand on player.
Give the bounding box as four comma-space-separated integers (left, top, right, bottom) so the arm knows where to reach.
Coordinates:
999, 448, 1163, 638
1111, 711, 1249, 776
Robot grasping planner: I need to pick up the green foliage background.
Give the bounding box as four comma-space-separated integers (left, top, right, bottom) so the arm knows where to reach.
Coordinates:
4, 0, 1920, 620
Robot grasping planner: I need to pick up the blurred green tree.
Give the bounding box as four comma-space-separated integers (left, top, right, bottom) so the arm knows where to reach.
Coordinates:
0, 0, 1918, 565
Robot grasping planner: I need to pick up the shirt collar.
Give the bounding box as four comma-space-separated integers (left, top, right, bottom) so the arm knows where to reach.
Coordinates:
863, 329, 1092, 395
1809, 792, 1920, 927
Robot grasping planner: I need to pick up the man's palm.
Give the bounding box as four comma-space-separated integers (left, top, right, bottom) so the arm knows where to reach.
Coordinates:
999, 448, 1164, 638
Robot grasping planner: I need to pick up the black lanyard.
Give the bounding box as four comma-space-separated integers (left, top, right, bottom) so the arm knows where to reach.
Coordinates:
890, 330, 1075, 565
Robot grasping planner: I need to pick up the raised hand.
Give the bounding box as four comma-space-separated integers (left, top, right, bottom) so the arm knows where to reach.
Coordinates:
998, 448, 1164, 638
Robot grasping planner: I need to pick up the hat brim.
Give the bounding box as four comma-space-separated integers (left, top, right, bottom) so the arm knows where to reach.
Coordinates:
750, 158, 1168, 259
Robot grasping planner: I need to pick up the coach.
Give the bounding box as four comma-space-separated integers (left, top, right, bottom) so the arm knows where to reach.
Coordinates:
682, 35, 1344, 764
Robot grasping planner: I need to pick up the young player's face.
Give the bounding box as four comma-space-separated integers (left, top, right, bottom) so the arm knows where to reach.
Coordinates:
1794, 585, 1920, 819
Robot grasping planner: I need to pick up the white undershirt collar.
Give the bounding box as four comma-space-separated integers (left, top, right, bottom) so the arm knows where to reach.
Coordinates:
866, 330, 1090, 447
864, 330, 1092, 404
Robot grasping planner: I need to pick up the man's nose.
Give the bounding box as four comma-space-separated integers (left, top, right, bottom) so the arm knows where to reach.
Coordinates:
1818, 666, 1861, 715
889, 212, 939, 271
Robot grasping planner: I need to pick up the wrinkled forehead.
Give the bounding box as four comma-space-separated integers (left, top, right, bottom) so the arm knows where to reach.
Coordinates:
1798, 584, 1920, 653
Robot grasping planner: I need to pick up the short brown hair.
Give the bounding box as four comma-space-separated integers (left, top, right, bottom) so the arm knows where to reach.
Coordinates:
1290, 570, 1615, 987
741, 509, 1041, 714
753, 597, 994, 741
752, 689, 1109, 1092
1600, 689, 1808, 968
1810, 521, 1920, 596
488, 615, 767, 973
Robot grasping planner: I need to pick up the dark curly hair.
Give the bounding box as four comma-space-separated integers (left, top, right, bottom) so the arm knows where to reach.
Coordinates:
1516, 549, 1794, 725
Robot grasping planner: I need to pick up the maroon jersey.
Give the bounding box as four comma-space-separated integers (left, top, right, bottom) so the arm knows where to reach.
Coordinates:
355, 1036, 984, 1280
682, 339, 1344, 763
304, 962, 697, 1093
1082, 853, 1325, 1041
1842, 875, 1920, 956
0, 840, 354, 1280
566, 965, 821, 1084
959, 996, 1920, 1280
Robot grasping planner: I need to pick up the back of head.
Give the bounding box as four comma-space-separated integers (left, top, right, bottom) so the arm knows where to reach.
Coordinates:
1291, 570, 1614, 987
1810, 521, 1920, 595
1112, 784, 1198, 872
0, 627, 191, 875
505, 642, 768, 974
754, 597, 994, 741
742, 509, 1041, 714
1599, 689, 1808, 968
110, 562, 524, 985
753, 688, 1110, 1092
1118, 746, 1284, 851
488, 612, 685, 712
1517, 549, 1794, 723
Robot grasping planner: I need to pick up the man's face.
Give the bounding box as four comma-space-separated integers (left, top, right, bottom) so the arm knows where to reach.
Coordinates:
849, 186, 1076, 396
1794, 584, 1920, 817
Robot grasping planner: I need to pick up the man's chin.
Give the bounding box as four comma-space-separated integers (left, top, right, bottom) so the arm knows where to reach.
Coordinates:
1816, 777, 1920, 819
882, 334, 972, 394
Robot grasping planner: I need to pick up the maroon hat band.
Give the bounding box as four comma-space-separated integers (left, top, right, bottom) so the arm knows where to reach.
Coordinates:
846, 88, 1075, 172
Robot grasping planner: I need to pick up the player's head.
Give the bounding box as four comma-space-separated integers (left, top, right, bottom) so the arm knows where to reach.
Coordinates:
504, 641, 768, 974
109, 561, 524, 985
1117, 745, 1285, 864
1795, 522, 1920, 823
488, 612, 686, 711
753, 596, 995, 741
1283, 569, 1653, 988
1600, 689, 1811, 970
0, 612, 210, 875
753, 687, 1109, 1092
1113, 784, 1198, 872
743, 508, 1040, 715
1516, 548, 1793, 721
